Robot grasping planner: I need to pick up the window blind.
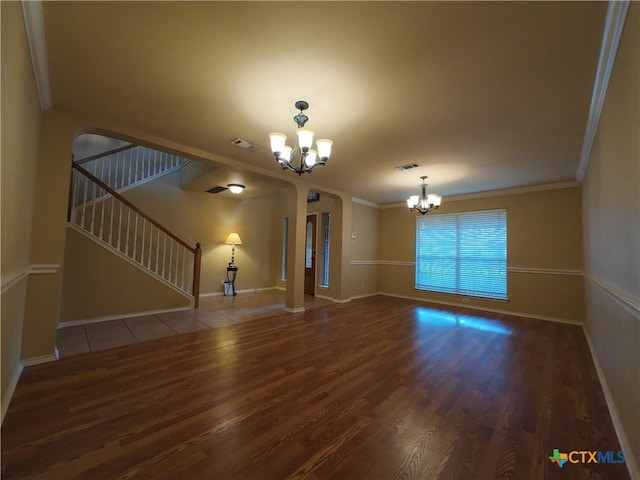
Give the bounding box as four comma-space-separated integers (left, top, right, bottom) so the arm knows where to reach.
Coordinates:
415, 209, 507, 300
321, 213, 330, 286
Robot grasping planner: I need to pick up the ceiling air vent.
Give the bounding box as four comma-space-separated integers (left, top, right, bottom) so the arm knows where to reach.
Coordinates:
394, 162, 421, 171
207, 186, 228, 194
230, 138, 258, 151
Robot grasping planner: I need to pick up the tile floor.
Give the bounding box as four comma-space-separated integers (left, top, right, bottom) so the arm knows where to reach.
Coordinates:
57, 290, 333, 358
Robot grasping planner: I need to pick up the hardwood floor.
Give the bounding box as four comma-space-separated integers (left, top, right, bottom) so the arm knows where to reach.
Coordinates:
1, 295, 630, 479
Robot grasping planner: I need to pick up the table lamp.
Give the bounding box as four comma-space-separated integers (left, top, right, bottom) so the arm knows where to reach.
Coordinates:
225, 233, 243, 267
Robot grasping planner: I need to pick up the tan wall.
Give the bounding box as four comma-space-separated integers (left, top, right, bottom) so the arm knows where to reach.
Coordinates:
1, 2, 43, 412
275, 189, 352, 302
122, 170, 283, 295
582, 4, 639, 473
60, 228, 191, 321
378, 186, 584, 321
350, 202, 379, 297
306, 192, 340, 298
21, 110, 76, 360
275, 189, 289, 291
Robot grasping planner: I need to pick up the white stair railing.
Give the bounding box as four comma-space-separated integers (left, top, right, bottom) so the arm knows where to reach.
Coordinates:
68, 163, 201, 305
75, 144, 189, 194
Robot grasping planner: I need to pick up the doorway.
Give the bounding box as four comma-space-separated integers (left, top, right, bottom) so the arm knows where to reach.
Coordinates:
304, 214, 317, 296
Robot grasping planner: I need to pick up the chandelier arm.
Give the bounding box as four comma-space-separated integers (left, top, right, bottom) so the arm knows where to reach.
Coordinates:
274, 153, 296, 173
305, 161, 327, 173
282, 162, 296, 173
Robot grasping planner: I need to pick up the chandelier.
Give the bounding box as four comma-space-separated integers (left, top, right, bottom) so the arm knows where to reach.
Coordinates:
269, 101, 333, 175
407, 176, 442, 215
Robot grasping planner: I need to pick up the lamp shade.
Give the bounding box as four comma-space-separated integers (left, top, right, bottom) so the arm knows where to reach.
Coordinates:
297, 128, 314, 150
279, 145, 292, 162
427, 194, 442, 207
269, 132, 287, 153
304, 149, 317, 167
316, 139, 333, 159
225, 233, 243, 245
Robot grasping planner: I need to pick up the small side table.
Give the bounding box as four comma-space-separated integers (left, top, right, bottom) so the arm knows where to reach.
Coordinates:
225, 265, 238, 296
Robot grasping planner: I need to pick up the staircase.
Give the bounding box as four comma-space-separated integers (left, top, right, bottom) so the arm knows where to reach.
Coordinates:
74, 144, 189, 196
68, 146, 201, 306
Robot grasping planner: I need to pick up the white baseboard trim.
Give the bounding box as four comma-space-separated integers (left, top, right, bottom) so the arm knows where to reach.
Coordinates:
200, 286, 278, 298
22, 351, 58, 367
1, 362, 24, 425
284, 307, 305, 314
316, 294, 351, 304
332, 298, 351, 304
582, 326, 639, 480
350, 292, 381, 300
378, 292, 583, 325
58, 306, 192, 328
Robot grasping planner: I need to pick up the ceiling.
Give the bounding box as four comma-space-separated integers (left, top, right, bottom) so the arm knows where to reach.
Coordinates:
42, 1, 607, 205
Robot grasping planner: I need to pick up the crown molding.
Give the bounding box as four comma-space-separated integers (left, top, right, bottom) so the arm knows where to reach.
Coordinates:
444, 181, 581, 202
381, 180, 580, 209
352, 197, 379, 208
21, 0, 52, 110
577, 0, 630, 182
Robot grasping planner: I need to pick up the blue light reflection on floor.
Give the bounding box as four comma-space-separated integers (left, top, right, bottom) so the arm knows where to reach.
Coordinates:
414, 307, 512, 335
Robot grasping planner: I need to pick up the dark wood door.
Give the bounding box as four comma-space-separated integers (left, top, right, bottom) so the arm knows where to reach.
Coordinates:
304, 214, 317, 296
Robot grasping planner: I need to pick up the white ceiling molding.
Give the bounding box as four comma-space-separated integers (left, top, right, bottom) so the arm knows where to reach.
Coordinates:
443, 181, 581, 202
352, 197, 380, 208
577, 0, 630, 182
380, 180, 581, 208
21, 0, 52, 110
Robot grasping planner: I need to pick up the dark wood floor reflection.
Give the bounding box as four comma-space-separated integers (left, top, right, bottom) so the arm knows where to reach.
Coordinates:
2, 295, 629, 479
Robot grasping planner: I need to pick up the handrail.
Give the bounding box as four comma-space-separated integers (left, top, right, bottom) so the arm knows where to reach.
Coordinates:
74, 144, 137, 165
72, 163, 195, 253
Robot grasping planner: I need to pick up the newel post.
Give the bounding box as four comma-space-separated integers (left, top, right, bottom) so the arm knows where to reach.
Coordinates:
192, 242, 202, 308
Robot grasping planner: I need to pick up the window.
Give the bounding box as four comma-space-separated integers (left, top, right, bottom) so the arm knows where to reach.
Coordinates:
305, 220, 313, 268
415, 209, 507, 300
320, 213, 330, 286
281, 217, 288, 280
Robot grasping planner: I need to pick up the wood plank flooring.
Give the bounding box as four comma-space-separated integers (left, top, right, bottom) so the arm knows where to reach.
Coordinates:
1, 295, 630, 479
